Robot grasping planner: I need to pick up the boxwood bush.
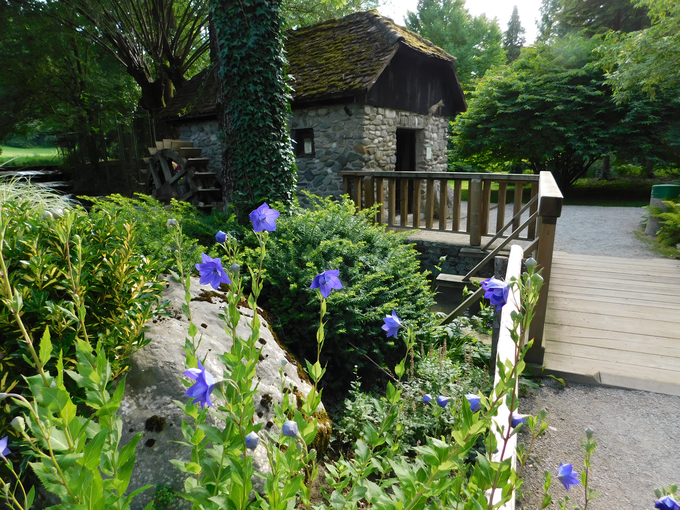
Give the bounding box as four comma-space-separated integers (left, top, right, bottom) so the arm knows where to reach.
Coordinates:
259, 194, 436, 398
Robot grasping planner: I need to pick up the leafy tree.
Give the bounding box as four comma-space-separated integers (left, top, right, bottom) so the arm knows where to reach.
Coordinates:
405, 0, 505, 90
452, 36, 678, 190
604, 0, 680, 102
210, 0, 296, 217
537, 0, 649, 41
282, 0, 377, 28
503, 5, 525, 63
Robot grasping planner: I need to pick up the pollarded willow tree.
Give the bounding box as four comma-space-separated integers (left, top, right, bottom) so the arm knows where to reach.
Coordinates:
209, 0, 296, 217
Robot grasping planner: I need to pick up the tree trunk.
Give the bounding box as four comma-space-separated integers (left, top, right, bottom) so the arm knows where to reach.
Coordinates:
601, 155, 611, 180
646, 159, 655, 178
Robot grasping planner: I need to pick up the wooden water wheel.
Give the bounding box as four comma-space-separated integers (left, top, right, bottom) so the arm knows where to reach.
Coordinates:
144, 139, 222, 212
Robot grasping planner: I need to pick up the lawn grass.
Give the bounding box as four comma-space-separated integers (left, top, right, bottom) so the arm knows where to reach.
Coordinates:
448, 179, 533, 204
563, 177, 679, 206
0, 146, 62, 166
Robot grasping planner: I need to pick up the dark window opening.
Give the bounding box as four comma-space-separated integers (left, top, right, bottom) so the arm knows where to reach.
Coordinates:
395, 129, 417, 214
293, 129, 315, 158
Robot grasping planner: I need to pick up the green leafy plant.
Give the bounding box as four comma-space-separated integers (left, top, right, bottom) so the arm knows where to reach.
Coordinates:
257, 194, 437, 396
0, 196, 165, 441
653, 199, 680, 250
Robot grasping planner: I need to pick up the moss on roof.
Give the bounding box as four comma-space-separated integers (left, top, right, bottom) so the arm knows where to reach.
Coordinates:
160, 10, 459, 121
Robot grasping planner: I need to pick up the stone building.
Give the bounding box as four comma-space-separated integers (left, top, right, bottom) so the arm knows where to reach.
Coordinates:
159, 10, 467, 203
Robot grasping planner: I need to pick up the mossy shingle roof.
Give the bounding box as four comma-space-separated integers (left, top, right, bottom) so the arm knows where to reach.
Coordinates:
160, 10, 460, 121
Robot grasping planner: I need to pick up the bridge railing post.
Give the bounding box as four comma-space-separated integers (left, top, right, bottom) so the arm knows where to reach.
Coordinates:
525, 171, 563, 366
468, 177, 483, 246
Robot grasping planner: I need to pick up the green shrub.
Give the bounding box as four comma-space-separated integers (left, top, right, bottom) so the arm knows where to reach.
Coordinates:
654, 199, 680, 251
337, 340, 489, 449
258, 194, 436, 398
85, 194, 242, 275
0, 195, 165, 438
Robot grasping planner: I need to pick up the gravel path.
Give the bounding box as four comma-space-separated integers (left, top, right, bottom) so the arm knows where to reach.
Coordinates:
516, 206, 680, 509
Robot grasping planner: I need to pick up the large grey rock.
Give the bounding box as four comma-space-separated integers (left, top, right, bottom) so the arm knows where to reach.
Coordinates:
432, 180, 454, 219
118, 276, 328, 509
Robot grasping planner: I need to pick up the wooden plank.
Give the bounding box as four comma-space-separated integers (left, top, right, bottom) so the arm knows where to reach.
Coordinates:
365, 176, 375, 214
551, 267, 680, 285
545, 341, 680, 371
343, 176, 350, 195
453, 180, 462, 232
549, 282, 680, 303
496, 182, 507, 233
480, 179, 492, 235
546, 309, 678, 338
549, 275, 676, 293
528, 181, 539, 239
544, 324, 680, 356
512, 182, 523, 232
388, 178, 396, 227
354, 177, 363, 212
543, 353, 680, 396
413, 178, 422, 229
552, 252, 680, 269
426, 179, 434, 230
547, 290, 680, 308
469, 177, 482, 246
339, 170, 539, 182
438, 179, 447, 231
400, 177, 408, 227
551, 261, 680, 278
375, 177, 384, 224
547, 296, 679, 321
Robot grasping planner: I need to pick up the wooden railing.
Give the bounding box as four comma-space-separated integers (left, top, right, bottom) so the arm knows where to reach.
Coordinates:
340, 170, 563, 366
339, 171, 540, 245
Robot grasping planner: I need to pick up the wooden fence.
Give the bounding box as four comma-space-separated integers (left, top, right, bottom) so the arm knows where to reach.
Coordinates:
339, 170, 563, 366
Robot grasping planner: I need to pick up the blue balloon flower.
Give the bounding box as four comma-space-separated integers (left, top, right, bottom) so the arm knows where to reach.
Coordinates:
511, 413, 527, 428
245, 431, 259, 450
656, 496, 680, 510
282, 420, 299, 438
557, 463, 581, 491
195, 253, 232, 290
249, 203, 280, 232
310, 269, 343, 299
423, 394, 432, 404
0, 436, 10, 458
465, 393, 481, 412
215, 230, 227, 243
184, 359, 216, 408
480, 277, 510, 311
381, 310, 402, 338
436, 396, 449, 408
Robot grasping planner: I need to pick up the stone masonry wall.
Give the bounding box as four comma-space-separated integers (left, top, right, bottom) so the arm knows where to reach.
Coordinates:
171, 105, 450, 206
291, 104, 364, 205
175, 120, 222, 176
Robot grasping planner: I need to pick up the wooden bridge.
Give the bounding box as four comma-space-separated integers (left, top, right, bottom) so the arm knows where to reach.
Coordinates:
340, 170, 680, 397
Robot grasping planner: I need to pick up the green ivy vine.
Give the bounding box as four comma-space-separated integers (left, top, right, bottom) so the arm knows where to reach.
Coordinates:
210, 0, 297, 218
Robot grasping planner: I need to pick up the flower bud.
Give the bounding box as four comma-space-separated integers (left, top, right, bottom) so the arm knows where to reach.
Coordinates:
423, 394, 432, 404
282, 420, 298, 438
166, 218, 178, 228
525, 257, 537, 270
43, 211, 54, 221
52, 208, 64, 218
11, 417, 25, 433
436, 395, 449, 408
531, 273, 544, 287
231, 263, 240, 275
244, 431, 259, 450
215, 230, 227, 243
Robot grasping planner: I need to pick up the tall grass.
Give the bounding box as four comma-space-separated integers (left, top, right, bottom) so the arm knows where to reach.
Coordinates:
0, 177, 74, 210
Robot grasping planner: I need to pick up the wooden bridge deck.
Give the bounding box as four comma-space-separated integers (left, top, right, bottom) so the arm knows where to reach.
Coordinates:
541, 251, 680, 396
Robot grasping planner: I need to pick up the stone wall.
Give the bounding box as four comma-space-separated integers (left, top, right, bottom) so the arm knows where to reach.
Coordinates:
170, 104, 450, 206
175, 120, 222, 176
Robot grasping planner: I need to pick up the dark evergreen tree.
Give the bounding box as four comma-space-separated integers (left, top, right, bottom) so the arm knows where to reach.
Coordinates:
503, 6, 526, 63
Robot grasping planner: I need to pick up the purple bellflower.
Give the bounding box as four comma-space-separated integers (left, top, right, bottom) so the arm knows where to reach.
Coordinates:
244, 431, 259, 450
282, 420, 299, 438
249, 203, 279, 232
655, 496, 680, 510
195, 253, 232, 290
0, 436, 10, 458
480, 277, 510, 311
557, 463, 581, 491
215, 231, 227, 243
465, 394, 481, 412
382, 310, 402, 338
423, 394, 432, 404
436, 396, 449, 408
184, 359, 216, 408
310, 270, 343, 298
511, 413, 528, 428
